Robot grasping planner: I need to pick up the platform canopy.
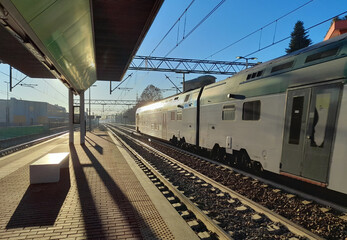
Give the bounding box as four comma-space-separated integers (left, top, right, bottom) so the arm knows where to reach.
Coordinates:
0, 0, 163, 93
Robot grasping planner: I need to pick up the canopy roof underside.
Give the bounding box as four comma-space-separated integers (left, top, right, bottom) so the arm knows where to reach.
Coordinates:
0, 0, 163, 93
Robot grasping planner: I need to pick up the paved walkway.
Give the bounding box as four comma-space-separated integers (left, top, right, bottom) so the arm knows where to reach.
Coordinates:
0, 130, 197, 239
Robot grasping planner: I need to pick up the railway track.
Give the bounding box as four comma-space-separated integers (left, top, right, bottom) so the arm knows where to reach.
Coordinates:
107, 124, 331, 239
110, 124, 347, 239
0, 131, 68, 157
117, 124, 347, 210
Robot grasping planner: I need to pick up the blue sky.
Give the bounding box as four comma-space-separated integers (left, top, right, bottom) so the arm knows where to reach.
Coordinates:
0, 0, 346, 115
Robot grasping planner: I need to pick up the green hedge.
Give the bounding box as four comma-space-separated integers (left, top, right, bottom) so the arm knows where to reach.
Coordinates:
0, 125, 48, 140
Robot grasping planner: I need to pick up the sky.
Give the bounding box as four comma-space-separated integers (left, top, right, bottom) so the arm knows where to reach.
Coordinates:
0, 0, 346, 115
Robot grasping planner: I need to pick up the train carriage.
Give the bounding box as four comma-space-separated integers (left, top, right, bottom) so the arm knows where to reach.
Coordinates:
136, 33, 347, 195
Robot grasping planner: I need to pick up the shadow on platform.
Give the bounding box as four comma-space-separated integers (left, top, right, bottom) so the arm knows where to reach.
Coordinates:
6, 169, 70, 228
90, 132, 115, 145
69, 142, 157, 239
85, 136, 103, 155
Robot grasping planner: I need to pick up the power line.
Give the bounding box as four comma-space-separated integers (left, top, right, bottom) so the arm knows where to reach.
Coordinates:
205, 0, 314, 59
115, 2, 196, 96
164, 0, 226, 57
242, 10, 347, 58
43, 79, 67, 99
149, 0, 196, 57
110, 73, 133, 94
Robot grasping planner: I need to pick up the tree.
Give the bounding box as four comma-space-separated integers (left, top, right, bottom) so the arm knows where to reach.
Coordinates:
138, 84, 163, 103
121, 84, 163, 124
286, 21, 312, 54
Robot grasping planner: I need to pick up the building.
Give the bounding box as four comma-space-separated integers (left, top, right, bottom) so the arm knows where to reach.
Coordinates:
0, 98, 67, 126
324, 19, 347, 40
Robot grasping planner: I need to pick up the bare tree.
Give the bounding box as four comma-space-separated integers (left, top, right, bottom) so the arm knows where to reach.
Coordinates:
122, 85, 163, 124
138, 84, 163, 103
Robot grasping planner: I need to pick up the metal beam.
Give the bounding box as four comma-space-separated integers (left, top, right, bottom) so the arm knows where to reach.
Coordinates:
129, 56, 257, 75
74, 99, 137, 106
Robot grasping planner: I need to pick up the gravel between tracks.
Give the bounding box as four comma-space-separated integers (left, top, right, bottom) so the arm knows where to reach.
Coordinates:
113, 128, 314, 239
112, 125, 347, 239
147, 138, 347, 239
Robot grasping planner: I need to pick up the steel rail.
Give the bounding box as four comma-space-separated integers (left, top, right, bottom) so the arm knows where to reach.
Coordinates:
115, 123, 347, 213
110, 124, 323, 240
107, 125, 232, 240
150, 136, 347, 213
0, 130, 68, 157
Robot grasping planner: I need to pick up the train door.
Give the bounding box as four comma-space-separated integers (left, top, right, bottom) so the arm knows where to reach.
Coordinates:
281, 82, 341, 183
162, 113, 167, 139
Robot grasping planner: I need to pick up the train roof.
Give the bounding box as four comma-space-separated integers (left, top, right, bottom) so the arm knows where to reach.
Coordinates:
137, 33, 347, 112
240, 32, 347, 76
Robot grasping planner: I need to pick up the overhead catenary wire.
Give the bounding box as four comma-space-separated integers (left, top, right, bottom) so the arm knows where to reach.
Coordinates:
164, 0, 226, 58
149, 0, 196, 57
116, 2, 195, 98
44, 79, 67, 99
0, 68, 67, 106
242, 10, 347, 58
124, 0, 222, 99
165, 75, 182, 93
205, 0, 315, 59
110, 73, 133, 94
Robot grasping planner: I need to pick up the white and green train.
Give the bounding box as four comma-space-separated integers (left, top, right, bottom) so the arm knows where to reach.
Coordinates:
136, 33, 347, 195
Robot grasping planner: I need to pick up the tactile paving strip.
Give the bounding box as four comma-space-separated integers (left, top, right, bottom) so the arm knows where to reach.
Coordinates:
118, 164, 175, 239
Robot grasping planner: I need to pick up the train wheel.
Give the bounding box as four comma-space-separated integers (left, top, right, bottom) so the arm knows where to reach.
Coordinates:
239, 150, 251, 169
252, 161, 264, 174
218, 148, 227, 164
170, 136, 178, 146
210, 145, 217, 160
229, 155, 237, 166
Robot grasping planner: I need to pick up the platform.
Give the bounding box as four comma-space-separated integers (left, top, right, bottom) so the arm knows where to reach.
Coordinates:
0, 130, 198, 239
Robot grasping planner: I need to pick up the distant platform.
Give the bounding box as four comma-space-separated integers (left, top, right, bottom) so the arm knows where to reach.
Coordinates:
0, 131, 197, 239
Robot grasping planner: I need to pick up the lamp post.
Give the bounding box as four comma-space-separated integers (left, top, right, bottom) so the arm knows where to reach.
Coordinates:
89, 85, 97, 132
236, 56, 257, 69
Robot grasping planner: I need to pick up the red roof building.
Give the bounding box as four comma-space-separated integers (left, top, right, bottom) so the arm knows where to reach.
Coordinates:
324, 19, 347, 40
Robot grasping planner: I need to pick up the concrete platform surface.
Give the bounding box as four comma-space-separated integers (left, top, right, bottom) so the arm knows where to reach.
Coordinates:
0, 130, 198, 239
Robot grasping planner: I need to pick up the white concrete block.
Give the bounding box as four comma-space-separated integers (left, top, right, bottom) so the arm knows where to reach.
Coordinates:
30, 152, 69, 184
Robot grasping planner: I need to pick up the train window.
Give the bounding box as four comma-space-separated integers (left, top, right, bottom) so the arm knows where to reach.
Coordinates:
305, 47, 339, 63
177, 112, 182, 120
184, 95, 190, 102
242, 101, 260, 120
246, 70, 264, 81
271, 61, 294, 73
222, 105, 235, 120
288, 96, 304, 144
171, 111, 176, 120
256, 70, 263, 77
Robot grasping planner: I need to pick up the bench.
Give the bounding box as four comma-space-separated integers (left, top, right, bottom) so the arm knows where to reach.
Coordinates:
30, 152, 69, 184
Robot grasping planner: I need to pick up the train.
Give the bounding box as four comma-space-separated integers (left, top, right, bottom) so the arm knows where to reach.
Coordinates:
136, 33, 347, 195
